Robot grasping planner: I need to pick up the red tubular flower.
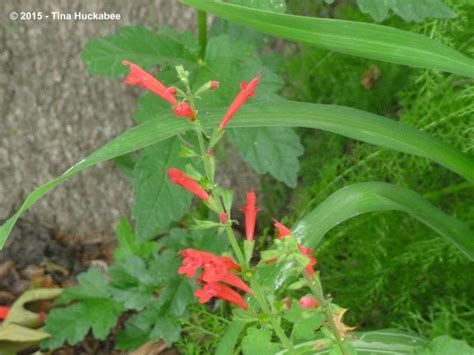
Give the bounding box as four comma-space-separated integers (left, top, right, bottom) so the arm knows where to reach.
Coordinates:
219, 73, 263, 130
297, 244, 317, 276
200, 260, 251, 293
211, 81, 219, 89
122, 60, 177, 105
179, 249, 250, 309
273, 219, 292, 239
173, 102, 195, 120
195, 283, 248, 310
273, 220, 317, 275
299, 295, 318, 309
167, 168, 209, 201
240, 190, 261, 241
0, 306, 10, 320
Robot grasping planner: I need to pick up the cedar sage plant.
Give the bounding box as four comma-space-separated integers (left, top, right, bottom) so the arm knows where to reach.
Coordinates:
120, 60, 354, 354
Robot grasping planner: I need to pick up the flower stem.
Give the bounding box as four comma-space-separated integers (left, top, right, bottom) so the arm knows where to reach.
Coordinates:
224, 225, 247, 269
303, 272, 347, 355
198, 10, 207, 61
250, 279, 297, 355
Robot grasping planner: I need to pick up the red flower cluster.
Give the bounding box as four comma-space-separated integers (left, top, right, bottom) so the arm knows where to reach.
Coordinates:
178, 249, 251, 309
167, 168, 209, 201
122, 60, 194, 120
240, 190, 261, 241
274, 220, 317, 276
219, 74, 262, 130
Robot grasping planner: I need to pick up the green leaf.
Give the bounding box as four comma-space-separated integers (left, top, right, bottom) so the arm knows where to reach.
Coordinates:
113, 217, 160, 261
194, 34, 303, 184
241, 327, 279, 355
291, 313, 325, 342
3, 101, 474, 249
113, 217, 136, 261
216, 320, 247, 355
109, 256, 160, 310
229, 127, 303, 187
149, 315, 181, 345
42, 269, 124, 349
413, 335, 474, 354
81, 26, 197, 77
228, 0, 286, 13
180, 0, 474, 78
133, 138, 193, 240
356, 0, 456, 23
115, 303, 159, 350
279, 329, 428, 354
293, 182, 474, 260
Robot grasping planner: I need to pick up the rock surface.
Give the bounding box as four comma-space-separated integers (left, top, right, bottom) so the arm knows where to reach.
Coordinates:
0, 0, 198, 238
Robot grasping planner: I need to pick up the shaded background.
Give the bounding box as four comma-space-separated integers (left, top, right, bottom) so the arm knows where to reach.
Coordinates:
1, 0, 197, 240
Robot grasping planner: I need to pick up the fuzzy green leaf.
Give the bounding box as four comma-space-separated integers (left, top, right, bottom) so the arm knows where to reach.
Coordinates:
242, 327, 279, 355
229, 127, 303, 187
356, 0, 456, 23
81, 26, 198, 77
216, 320, 247, 355
42, 269, 124, 349
133, 138, 193, 240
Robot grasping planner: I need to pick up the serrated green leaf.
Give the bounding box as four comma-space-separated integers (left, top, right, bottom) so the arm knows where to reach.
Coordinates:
108, 256, 161, 310
133, 138, 193, 240
115, 303, 159, 350
113, 217, 137, 261
242, 327, 279, 355
357, 0, 456, 23
149, 315, 181, 345
181, 0, 474, 78
291, 313, 325, 342
81, 26, 197, 77
42, 268, 124, 349
229, 127, 303, 187
56, 268, 110, 303
216, 320, 247, 355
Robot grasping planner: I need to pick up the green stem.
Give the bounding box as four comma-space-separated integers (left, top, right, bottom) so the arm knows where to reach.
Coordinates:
180, 71, 294, 353
303, 272, 347, 355
224, 225, 247, 268
194, 120, 214, 184
198, 10, 207, 60
250, 279, 297, 355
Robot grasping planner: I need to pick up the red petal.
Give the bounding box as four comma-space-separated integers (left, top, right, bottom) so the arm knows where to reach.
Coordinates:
215, 284, 249, 310
273, 219, 292, 238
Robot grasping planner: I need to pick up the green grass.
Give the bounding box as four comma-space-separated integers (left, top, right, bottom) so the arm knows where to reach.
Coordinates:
280, 0, 474, 345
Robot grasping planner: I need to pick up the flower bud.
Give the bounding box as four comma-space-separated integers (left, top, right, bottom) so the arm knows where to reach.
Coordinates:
299, 295, 318, 309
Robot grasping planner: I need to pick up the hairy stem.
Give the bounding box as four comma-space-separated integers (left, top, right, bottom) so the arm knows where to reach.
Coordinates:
250, 279, 297, 355
224, 225, 247, 268
303, 272, 347, 354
